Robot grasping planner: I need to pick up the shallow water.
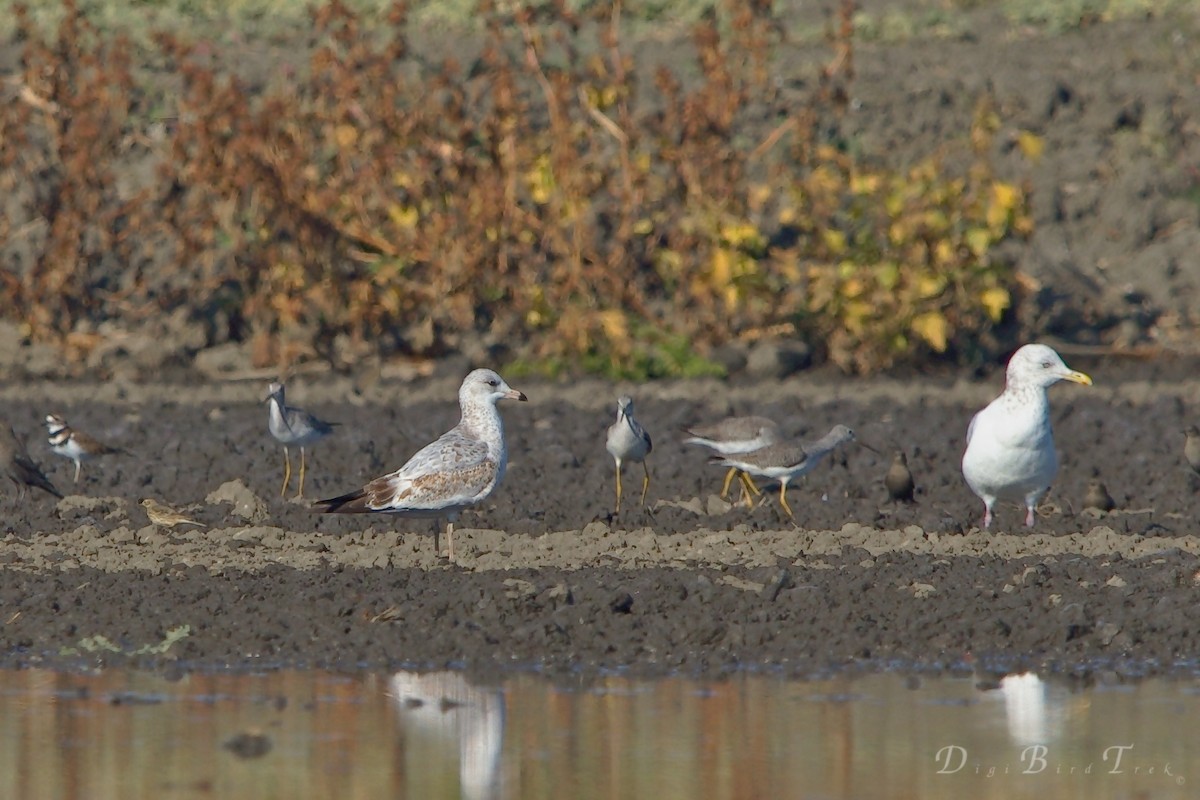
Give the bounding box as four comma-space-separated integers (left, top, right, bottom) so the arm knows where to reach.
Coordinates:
0, 668, 1194, 799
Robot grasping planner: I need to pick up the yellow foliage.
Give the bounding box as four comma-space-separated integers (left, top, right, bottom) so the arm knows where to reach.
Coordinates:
1017, 130, 1044, 162
333, 124, 357, 148
387, 203, 419, 230
916, 272, 947, 299
980, 286, 1011, 322
599, 309, 630, 350
823, 229, 847, 255
911, 311, 949, 352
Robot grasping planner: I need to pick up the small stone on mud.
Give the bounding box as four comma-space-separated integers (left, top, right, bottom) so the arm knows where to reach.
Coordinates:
206, 480, 268, 523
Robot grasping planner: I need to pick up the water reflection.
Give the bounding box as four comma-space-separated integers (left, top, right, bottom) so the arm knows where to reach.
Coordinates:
388, 672, 505, 799
0, 668, 1194, 799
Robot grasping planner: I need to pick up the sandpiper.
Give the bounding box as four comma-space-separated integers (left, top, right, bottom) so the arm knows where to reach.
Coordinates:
314, 369, 527, 561
266, 381, 339, 499
710, 424, 862, 520
683, 415, 781, 505
1082, 480, 1115, 512
884, 450, 916, 503
961, 343, 1092, 529
43, 413, 127, 483
605, 395, 652, 514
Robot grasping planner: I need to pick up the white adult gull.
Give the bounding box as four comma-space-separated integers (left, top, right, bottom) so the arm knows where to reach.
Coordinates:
605, 395, 652, 514
314, 369, 527, 561
961, 343, 1092, 530
710, 424, 864, 520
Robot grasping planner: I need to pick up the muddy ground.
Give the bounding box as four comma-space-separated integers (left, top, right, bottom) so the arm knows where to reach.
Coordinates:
1, 357, 1199, 679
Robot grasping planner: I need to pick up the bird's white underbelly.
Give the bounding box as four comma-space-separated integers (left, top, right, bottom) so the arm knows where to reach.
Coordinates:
963, 425, 1058, 501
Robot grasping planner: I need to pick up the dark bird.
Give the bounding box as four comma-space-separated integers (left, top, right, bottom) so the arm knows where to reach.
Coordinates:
1082, 480, 1115, 513
884, 451, 916, 503
1184, 425, 1200, 474
1, 424, 63, 500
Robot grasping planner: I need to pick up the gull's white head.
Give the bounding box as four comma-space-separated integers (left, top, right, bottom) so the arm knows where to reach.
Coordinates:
616, 395, 635, 417
265, 381, 285, 403
1006, 344, 1092, 391
461, 369, 527, 406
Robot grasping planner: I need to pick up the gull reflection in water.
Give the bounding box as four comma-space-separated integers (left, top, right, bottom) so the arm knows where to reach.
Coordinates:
997, 672, 1067, 747
388, 671, 507, 800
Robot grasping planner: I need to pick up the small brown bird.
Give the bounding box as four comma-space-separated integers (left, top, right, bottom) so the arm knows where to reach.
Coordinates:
884, 451, 916, 503
1082, 480, 1115, 513
1184, 425, 1200, 474
140, 498, 205, 529
44, 413, 128, 483
1, 424, 62, 500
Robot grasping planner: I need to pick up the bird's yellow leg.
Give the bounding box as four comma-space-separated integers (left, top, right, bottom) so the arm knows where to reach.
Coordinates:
280, 447, 291, 497
720, 467, 737, 499
640, 462, 651, 507
297, 447, 307, 499
613, 462, 623, 515
778, 484, 795, 520
738, 471, 761, 507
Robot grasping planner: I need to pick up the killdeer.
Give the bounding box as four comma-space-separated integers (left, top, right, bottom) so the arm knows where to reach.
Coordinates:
266, 381, 339, 499
44, 413, 127, 483
605, 395, 652, 515
2, 423, 62, 500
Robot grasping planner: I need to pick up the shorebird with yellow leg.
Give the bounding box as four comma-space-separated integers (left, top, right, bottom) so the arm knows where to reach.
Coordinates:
266, 381, 338, 499
683, 416, 780, 506
711, 424, 868, 520
605, 395, 652, 515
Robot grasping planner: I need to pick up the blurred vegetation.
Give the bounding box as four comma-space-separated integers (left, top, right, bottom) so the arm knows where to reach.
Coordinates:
0, 0, 1043, 377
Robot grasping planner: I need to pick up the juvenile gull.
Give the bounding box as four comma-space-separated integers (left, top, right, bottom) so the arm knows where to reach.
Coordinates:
44, 413, 127, 483
884, 450, 916, 503
266, 381, 339, 499
710, 424, 860, 520
961, 343, 1092, 529
314, 369, 527, 561
1, 424, 62, 500
605, 395, 652, 514
683, 416, 781, 505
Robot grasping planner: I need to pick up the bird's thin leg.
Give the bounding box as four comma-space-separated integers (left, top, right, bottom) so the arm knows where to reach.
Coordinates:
280, 446, 291, 497
73, 460, 80, 483
639, 462, 651, 507
982, 502, 993, 530
613, 460, 623, 515
447, 521, 455, 562
720, 467, 738, 499
1024, 503, 1036, 528
297, 446, 307, 499
778, 482, 796, 520
734, 474, 753, 506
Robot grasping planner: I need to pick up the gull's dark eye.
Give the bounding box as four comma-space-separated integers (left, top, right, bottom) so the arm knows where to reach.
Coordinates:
1041, 361, 1053, 369
488, 378, 499, 386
